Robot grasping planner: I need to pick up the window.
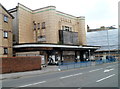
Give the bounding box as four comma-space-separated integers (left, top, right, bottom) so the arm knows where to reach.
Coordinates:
62, 26, 72, 31
4, 15, 8, 22
42, 22, 46, 29
13, 34, 16, 42
3, 31, 8, 38
40, 36, 43, 38
38, 35, 46, 42
65, 26, 69, 31
62, 26, 64, 30
69, 27, 72, 31
4, 48, 8, 54
33, 23, 36, 30
39, 35, 46, 38
38, 23, 40, 29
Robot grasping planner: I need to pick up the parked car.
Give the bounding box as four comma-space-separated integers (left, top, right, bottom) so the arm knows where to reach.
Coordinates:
106, 56, 116, 62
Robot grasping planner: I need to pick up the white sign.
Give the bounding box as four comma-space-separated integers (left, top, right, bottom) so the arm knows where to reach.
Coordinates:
41, 55, 45, 64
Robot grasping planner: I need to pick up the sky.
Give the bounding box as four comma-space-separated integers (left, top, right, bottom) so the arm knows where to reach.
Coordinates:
0, 0, 119, 29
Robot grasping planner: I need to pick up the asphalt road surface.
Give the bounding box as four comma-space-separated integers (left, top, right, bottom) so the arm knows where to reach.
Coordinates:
2, 62, 119, 89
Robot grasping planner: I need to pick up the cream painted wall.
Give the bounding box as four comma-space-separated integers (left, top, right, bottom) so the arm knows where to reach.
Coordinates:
18, 4, 34, 43
15, 4, 86, 45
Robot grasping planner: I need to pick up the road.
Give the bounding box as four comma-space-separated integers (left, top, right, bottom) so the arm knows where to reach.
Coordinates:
2, 62, 119, 89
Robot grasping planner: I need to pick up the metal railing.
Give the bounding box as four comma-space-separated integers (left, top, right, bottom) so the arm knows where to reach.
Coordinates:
58, 59, 117, 71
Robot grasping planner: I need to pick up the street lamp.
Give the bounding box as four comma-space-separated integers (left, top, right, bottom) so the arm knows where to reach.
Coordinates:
88, 50, 91, 61
106, 25, 115, 56
106, 28, 110, 56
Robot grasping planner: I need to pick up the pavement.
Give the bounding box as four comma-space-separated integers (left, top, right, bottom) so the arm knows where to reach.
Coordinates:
0, 62, 117, 80
2, 62, 119, 88
0, 61, 109, 80
0, 66, 59, 80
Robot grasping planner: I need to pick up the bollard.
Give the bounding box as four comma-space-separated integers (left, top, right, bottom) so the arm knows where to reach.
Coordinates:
74, 63, 75, 69
86, 62, 87, 67
67, 64, 68, 70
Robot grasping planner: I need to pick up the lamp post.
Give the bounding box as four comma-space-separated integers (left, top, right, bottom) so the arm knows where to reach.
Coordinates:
106, 28, 110, 56
88, 50, 91, 61
106, 25, 115, 56
85, 52, 88, 61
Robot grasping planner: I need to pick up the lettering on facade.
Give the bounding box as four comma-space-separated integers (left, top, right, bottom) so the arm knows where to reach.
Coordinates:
60, 18, 72, 23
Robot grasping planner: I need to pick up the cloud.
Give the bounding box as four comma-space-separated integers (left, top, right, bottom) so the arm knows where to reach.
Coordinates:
0, 0, 118, 28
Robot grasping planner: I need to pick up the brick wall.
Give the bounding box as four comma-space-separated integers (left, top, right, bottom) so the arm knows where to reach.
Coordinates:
0, 56, 41, 74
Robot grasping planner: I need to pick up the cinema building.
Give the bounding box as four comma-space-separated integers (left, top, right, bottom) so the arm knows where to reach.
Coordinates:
7, 3, 99, 65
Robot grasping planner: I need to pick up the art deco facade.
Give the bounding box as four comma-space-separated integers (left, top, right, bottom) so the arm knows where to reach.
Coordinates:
0, 3, 99, 64
0, 4, 14, 57
9, 3, 86, 45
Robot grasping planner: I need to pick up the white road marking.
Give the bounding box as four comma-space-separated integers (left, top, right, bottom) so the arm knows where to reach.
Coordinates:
96, 74, 115, 83
60, 73, 83, 79
73, 73, 83, 76
60, 75, 73, 79
18, 81, 46, 87
104, 68, 114, 73
58, 69, 61, 71
89, 68, 103, 73
106, 65, 116, 68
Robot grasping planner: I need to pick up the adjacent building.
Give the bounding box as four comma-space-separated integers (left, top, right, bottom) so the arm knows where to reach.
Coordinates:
0, 4, 14, 57
87, 28, 119, 59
